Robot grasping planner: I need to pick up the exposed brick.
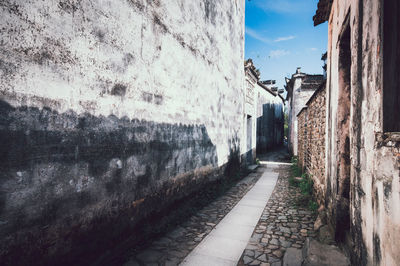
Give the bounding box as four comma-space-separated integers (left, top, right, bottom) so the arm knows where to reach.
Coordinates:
297, 85, 326, 205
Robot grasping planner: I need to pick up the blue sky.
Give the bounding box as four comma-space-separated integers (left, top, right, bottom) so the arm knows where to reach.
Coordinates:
245, 0, 327, 90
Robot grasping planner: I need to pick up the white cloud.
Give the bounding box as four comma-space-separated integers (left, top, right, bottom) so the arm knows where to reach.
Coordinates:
310, 47, 318, 51
274, 35, 296, 42
269, 49, 290, 58
245, 27, 271, 44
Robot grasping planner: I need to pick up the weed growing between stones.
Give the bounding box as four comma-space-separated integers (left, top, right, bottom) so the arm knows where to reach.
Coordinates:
289, 156, 302, 185
289, 157, 318, 213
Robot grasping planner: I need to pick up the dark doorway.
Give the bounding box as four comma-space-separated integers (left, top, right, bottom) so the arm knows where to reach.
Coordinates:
383, 0, 400, 132
247, 115, 253, 164
335, 20, 351, 242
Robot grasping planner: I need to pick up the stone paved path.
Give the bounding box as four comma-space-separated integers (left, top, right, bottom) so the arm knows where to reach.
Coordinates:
123, 167, 265, 266
237, 162, 317, 266
180, 168, 278, 265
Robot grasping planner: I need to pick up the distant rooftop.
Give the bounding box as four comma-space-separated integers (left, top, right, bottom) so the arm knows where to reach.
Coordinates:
302, 75, 325, 90
303, 74, 324, 84
285, 68, 325, 100
261, 80, 276, 85
244, 58, 260, 79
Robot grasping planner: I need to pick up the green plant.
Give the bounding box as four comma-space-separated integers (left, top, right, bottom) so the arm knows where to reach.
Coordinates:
289, 163, 319, 212
284, 113, 289, 139
289, 156, 302, 186
289, 177, 296, 186
308, 200, 318, 212
299, 173, 313, 195
290, 157, 302, 177
255, 158, 260, 165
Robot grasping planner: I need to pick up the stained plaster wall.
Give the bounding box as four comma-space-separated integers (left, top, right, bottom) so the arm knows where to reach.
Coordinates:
0, 0, 245, 264
288, 76, 301, 155
256, 84, 284, 152
325, 0, 400, 264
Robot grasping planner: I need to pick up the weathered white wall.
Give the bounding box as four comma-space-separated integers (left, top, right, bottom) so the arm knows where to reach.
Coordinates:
325, 0, 400, 264
290, 77, 301, 155
243, 71, 257, 161
0, 0, 245, 264
1, 0, 244, 166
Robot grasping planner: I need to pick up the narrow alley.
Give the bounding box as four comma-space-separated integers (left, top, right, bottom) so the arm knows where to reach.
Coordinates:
91, 148, 348, 266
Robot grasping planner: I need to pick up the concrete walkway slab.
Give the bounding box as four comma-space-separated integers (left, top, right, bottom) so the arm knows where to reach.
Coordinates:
210, 223, 255, 242
219, 211, 261, 227
227, 205, 264, 217
235, 198, 268, 208
182, 251, 237, 266
180, 170, 278, 266
193, 235, 247, 262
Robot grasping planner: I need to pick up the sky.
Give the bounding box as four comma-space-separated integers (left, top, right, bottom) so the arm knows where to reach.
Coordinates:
245, 0, 328, 91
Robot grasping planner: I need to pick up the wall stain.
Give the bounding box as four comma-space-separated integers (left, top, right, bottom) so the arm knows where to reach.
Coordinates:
110, 83, 127, 96
0, 99, 222, 265
127, 0, 145, 12
204, 0, 217, 25
58, 0, 80, 14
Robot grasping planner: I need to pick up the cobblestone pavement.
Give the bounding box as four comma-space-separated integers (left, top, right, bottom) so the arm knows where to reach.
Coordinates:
237, 165, 317, 266
123, 167, 265, 266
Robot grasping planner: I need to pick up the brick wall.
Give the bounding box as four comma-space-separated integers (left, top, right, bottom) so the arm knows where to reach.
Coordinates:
297, 85, 326, 204
297, 107, 308, 171
306, 86, 326, 204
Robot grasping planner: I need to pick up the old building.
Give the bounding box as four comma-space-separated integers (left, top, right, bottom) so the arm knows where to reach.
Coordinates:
244, 59, 258, 164
314, 0, 400, 264
285, 68, 324, 156
244, 60, 285, 156
0, 1, 246, 264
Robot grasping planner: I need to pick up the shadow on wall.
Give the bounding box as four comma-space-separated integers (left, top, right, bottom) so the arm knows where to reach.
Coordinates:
243, 149, 255, 165
0, 99, 235, 265
256, 102, 284, 153
225, 135, 241, 177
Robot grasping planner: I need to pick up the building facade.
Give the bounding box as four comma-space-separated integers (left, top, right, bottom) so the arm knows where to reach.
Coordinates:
0, 1, 245, 264
244, 60, 285, 157
314, 0, 400, 264
244, 59, 258, 165
285, 68, 324, 156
